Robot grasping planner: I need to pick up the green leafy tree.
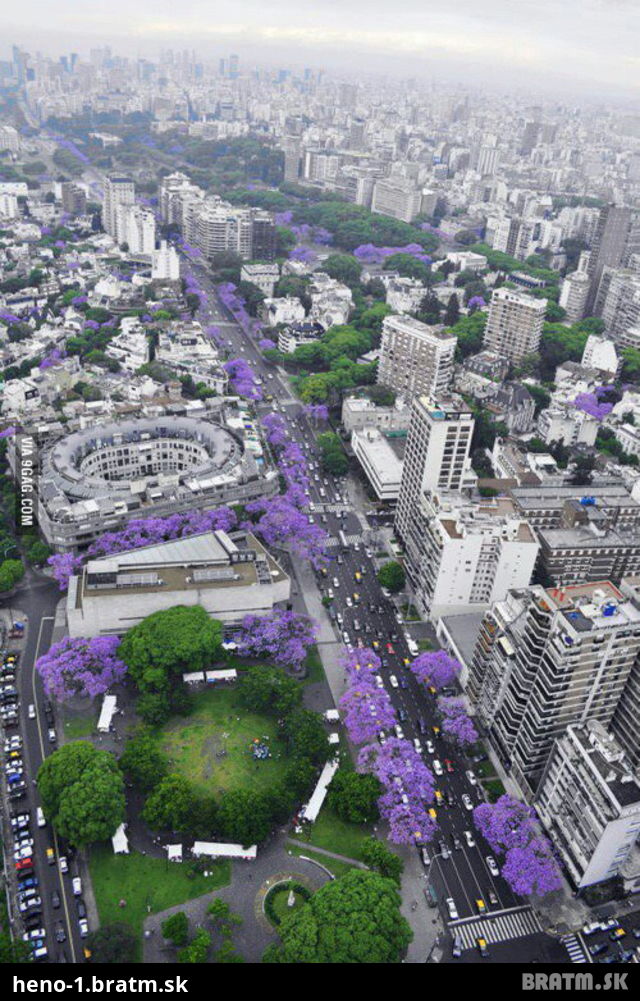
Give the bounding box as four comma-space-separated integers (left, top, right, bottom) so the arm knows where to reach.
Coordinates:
119, 733, 168, 792
136, 692, 171, 726
264, 870, 412, 963
377, 561, 406, 594
237, 666, 302, 716
142, 774, 199, 833
84, 922, 138, 964
621, 347, 640, 384
0, 558, 24, 592
361, 837, 404, 885
37, 742, 125, 846
161, 911, 189, 947
443, 294, 460, 326
118, 606, 223, 693
282, 708, 331, 766
322, 253, 363, 287
217, 789, 272, 846
236, 280, 266, 317
383, 253, 432, 283
177, 927, 211, 964
328, 771, 381, 824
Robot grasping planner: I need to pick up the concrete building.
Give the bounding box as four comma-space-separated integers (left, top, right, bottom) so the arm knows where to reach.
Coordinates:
559, 269, 590, 324
378, 315, 456, 401
537, 406, 599, 448
581, 335, 619, 378
152, 240, 180, 281
117, 204, 156, 255
341, 396, 411, 434
586, 205, 633, 317
371, 178, 422, 222
536, 721, 640, 890
536, 520, 640, 587
406, 492, 538, 620
277, 321, 324, 355
105, 322, 150, 373
467, 581, 640, 797
29, 415, 278, 551
240, 262, 279, 297
61, 182, 87, 217
509, 483, 640, 533
103, 175, 135, 241
483, 287, 547, 364
66, 530, 290, 637
351, 428, 404, 502
262, 296, 306, 327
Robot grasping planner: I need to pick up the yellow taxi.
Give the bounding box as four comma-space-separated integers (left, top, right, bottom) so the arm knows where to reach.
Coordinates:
434, 790, 443, 805
477, 937, 489, 958
428, 808, 437, 820
354, 571, 361, 582
476, 899, 486, 914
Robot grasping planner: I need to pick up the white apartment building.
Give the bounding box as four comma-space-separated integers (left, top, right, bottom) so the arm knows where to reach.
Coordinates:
536, 722, 640, 889
351, 428, 404, 502
0, 125, 20, 153
581, 335, 619, 378
152, 240, 180, 281
105, 323, 150, 373
102, 175, 135, 241
385, 277, 426, 314
615, 423, 640, 460
0, 192, 19, 218
537, 406, 599, 448
483, 287, 547, 364
378, 315, 457, 400
116, 204, 156, 255
444, 251, 488, 273
240, 263, 280, 297
262, 297, 306, 327
559, 269, 590, 323
155, 324, 227, 393
341, 396, 411, 434
406, 492, 538, 620
468, 581, 640, 797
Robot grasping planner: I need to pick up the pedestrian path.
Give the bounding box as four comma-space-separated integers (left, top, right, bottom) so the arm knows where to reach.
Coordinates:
561, 933, 588, 963
326, 533, 363, 547
449, 906, 542, 950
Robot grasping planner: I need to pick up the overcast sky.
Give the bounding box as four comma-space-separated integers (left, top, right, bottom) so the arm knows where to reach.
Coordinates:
3, 0, 640, 99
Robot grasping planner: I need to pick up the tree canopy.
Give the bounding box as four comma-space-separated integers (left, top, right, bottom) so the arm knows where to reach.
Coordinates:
37, 742, 125, 846
377, 561, 406, 594
118, 606, 223, 693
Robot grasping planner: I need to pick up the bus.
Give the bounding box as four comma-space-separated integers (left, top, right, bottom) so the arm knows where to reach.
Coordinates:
338, 529, 349, 552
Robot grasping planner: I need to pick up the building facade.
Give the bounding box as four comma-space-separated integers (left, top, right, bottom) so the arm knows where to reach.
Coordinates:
378, 315, 456, 400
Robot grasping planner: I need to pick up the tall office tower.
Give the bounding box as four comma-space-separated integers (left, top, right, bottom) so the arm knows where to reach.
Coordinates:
482, 287, 547, 364
476, 145, 500, 176
378, 315, 457, 400
218, 58, 226, 77
520, 120, 541, 155
491, 216, 536, 260
559, 269, 590, 323
585, 205, 632, 316
535, 721, 640, 890
282, 136, 302, 183
600, 269, 640, 342
400, 490, 538, 621
60, 182, 86, 216
229, 54, 239, 79
103, 176, 134, 241
468, 581, 640, 798
349, 117, 366, 148
339, 82, 358, 110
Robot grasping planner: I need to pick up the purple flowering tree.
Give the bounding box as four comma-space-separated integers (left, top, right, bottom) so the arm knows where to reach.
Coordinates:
244, 495, 328, 568
473, 794, 562, 897
573, 392, 614, 421
467, 295, 486, 311
339, 682, 397, 744
437, 696, 479, 746
36, 635, 127, 701
232, 609, 318, 669
304, 403, 329, 425
358, 737, 438, 845
410, 650, 461, 691
353, 243, 432, 265
342, 647, 382, 681
259, 337, 277, 351
223, 358, 263, 400
47, 553, 84, 591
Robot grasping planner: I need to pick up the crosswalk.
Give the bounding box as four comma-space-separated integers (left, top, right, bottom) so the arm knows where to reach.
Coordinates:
561, 933, 588, 964
449, 906, 542, 950
326, 533, 363, 547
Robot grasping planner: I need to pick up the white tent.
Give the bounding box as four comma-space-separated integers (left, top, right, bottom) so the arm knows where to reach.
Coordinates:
323, 709, 340, 722
111, 823, 129, 855
97, 694, 117, 733
166, 844, 183, 862
192, 841, 257, 860
300, 759, 340, 824
183, 671, 205, 685
328, 732, 340, 745
205, 668, 237, 683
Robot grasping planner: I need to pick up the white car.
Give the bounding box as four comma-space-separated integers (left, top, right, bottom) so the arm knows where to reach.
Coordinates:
446, 897, 459, 920
389, 674, 399, 688
22, 928, 46, 942
466, 769, 477, 786
332, 578, 340, 588
345, 596, 353, 607
14, 846, 34, 861
426, 740, 435, 755
464, 830, 476, 848
36, 807, 46, 828
72, 876, 82, 897
27, 704, 36, 719
394, 724, 405, 740
462, 793, 473, 811
78, 918, 89, 938
413, 738, 422, 753
433, 759, 443, 776
375, 675, 384, 689
486, 856, 500, 877
378, 730, 387, 745
59, 856, 68, 874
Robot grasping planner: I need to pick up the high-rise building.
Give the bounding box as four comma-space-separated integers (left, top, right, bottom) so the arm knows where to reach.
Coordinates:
585, 205, 632, 316
116, 205, 155, 255
378, 315, 457, 400
482, 287, 547, 364
282, 136, 302, 183
559, 269, 590, 323
401, 491, 538, 620
152, 240, 180, 281
371, 179, 422, 223
520, 120, 541, 155
612, 577, 640, 769
468, 581, 640, 797
535, 721, 640, 890
61, 182, 86, 216
103, 175, 134, 241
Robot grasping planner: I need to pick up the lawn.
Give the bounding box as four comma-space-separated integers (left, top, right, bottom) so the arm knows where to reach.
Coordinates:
288, 844, 358, 880
290, 803, 373, 862
160, 686, 289, 798
303, 645, 324, 685
63, 713, 96, 739
89, 847, 230, 961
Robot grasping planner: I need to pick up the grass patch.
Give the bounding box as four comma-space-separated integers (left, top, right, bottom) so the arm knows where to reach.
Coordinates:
474, 759, 497, 780
484, 778, 506, 803
89, 846, 230, 961
303, 645, 324, 685
290, 804, 372, 862
288, 844, 358, 880
417, 639, 433, 652
63, 714, 96, 739
159, 686, 289, 798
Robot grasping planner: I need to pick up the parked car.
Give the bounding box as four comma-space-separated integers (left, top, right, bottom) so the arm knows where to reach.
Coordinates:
51, 891, 60, 909
462, 794, 473, 811
446, 897, 459, 920
78, 919, 89, 938
486, 856, 500, 877
72, 876, 82, 896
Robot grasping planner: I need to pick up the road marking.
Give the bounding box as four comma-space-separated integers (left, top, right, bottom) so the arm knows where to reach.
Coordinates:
449, 905, 542, 949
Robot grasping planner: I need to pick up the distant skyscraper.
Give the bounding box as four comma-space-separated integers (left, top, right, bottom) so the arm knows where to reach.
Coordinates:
378, 315, 457, 401
103, 176, 135, 241
229, 54, 239, 79
585, 205, 632, 316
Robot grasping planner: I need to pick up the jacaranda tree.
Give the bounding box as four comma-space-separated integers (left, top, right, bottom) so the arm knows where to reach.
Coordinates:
36, 635, 127, 701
